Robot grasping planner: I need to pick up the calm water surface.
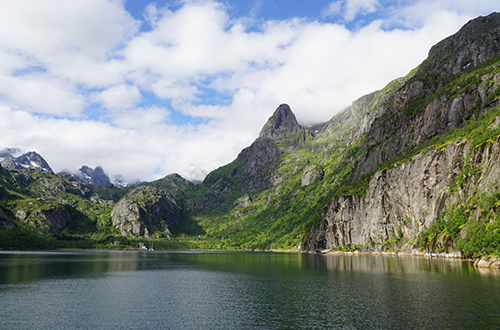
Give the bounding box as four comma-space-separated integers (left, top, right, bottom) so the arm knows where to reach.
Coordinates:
0, 251, 499, 329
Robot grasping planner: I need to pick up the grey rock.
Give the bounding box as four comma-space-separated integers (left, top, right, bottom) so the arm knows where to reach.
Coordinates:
15, 210, 27, 220
24, 205, 71, 233
234, 195, 252, 209
111, 186, 182, 237
301, 165, 324, 187
474, 257, 500, 269
303, 135, 500, 254
258, 104, 304, 140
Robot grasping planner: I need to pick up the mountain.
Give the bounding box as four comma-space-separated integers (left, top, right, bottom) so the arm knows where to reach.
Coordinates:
62, 166, 139, 187
111, 186, 181, 238
72, 165, 111, 186
302, 12, 500, 255
1, 151, 53, 174
1, 13, 500, 257
110, 173, 194, 238
187, 12, 500, 255
191, 104, 312, 212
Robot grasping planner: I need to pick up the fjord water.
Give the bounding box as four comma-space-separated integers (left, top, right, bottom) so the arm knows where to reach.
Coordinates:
0, 251, 499, 329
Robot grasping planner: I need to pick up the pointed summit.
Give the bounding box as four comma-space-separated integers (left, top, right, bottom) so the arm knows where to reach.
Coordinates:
258, 104, 303, 140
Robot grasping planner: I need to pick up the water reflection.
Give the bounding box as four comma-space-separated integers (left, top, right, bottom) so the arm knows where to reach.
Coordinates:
319, 253, 476, 276
0, 251, 488, 285
1, 251, 500, 329
0, 251, 159, 284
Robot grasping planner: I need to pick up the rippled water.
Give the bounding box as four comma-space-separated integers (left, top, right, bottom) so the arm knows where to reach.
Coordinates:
0, 251, 499, 329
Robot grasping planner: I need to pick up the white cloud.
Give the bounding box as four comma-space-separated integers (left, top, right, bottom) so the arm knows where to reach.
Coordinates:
322, 2, 343, 18
111, 107, 171, 129
0, 74, 86, 116
93, 84, 142, 110
0, 0, 498, 182
0, 105, 254, 182
323, 0, 379, 22
0, 0, 137, 57
0, 0, 138, 117
345, 0, 379, 21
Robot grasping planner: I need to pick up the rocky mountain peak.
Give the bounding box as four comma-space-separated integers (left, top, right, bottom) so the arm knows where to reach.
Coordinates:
73, 165, 110, 186
0, 151, 53, 174
416, 12, 500, 79
258, 104, 303, 140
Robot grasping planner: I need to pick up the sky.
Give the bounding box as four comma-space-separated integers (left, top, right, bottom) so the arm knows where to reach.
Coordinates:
0, 0, 498, 183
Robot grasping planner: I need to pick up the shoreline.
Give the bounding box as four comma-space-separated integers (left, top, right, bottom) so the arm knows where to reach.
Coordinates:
2, 246, 499, 271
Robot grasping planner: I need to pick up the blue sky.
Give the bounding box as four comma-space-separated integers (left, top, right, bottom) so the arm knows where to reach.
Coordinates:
0, 0, 498, 182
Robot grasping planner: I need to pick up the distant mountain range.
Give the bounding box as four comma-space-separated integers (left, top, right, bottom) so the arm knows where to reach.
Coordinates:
1, 12, 500, 258
0, 148, 137, 187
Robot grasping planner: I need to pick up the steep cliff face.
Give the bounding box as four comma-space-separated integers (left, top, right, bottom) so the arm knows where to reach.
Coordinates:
26, 205, 73, 234
303, 133, 500, 255
303, 140, 465, 252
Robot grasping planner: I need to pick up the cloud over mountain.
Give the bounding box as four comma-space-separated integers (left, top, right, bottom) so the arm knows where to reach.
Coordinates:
0, 0, 498, 182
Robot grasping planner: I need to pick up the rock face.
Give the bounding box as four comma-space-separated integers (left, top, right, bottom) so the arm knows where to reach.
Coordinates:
0, 207, 15, 230
1, 151, 53, 174
237, 103, 309, 191
73, 165, 111, 186
303, 140, 464, 251
474, 257, 500, 270
258, 104, 304, 140
37, 206, 72, 233
17, 205, 72, 233
303, 135, 500, 254
301, 165, 324, 187
111, 186, 182, 237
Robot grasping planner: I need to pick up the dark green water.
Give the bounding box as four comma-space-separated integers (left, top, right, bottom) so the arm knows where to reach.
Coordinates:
0, 251, 499, 329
